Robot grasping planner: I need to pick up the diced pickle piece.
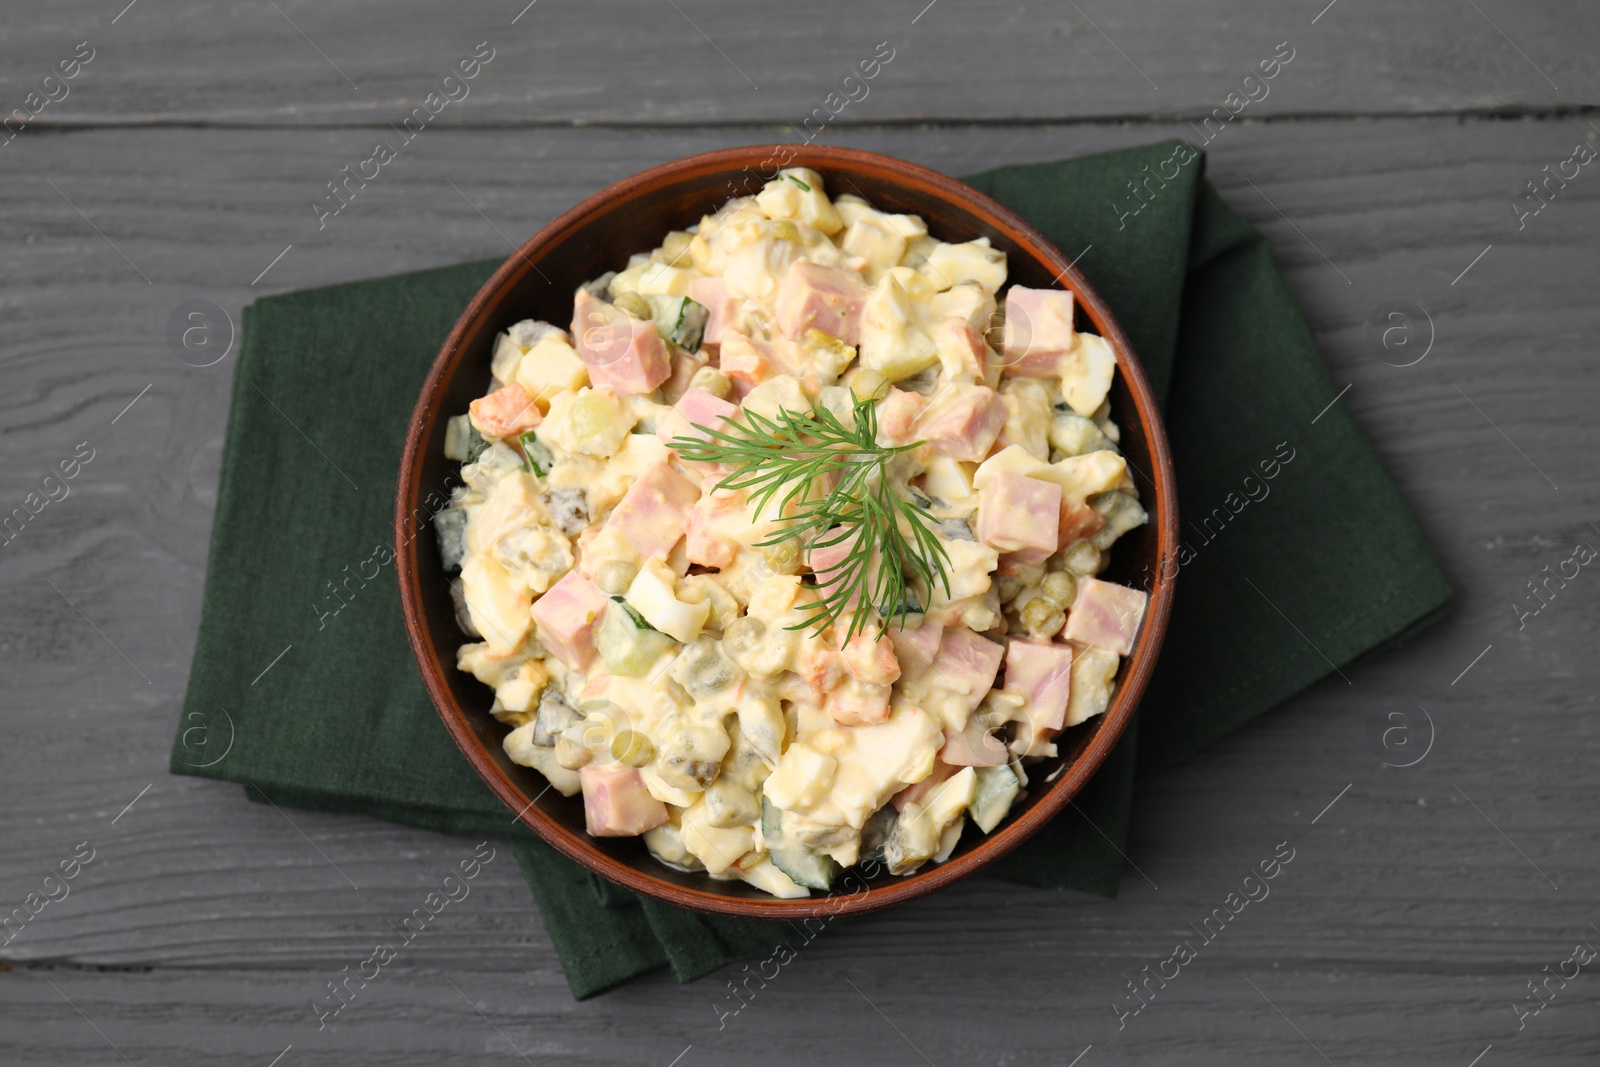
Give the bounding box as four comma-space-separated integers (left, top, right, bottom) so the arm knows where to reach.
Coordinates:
704, 777, 761, 829
596, 600, 677, 678
517, 430, 554, 476
433, 507, 468, 572
1048, 411, 1114, 458
760, 797, 835, 890
671, 636, 742, 701
967, 765, 1021, 833
1088, 490, 1147, 551
859, 804, 898, 863
448, 577, 480, 637
532, 690, 578, 747
652, 295, 710, 352
444, 414, 488, 462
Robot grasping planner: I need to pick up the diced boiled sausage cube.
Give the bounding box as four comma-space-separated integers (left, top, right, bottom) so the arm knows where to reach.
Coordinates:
930, 626, 1006, 716
939, 719, 1009, 767
657, 385, 739, 450
571, 289, 671, 395
685, 490, 746, 568
913, 386, 1007, 462
674, 386, 738, 442
1058, 494, 1106, 546
806, 529, 863, 615
602, 461, 701, 560
687, 276, 741, 347
887, 620, 944, 671
1004, 639, 1074, 734
529, 570, 610, 671
891, 760, 957, 811
579, 763, 669, 837
775, 260, 871, 345
977, 471, 1061, 565
1062, 576, 1148, 655
1001, 286, 1075, 377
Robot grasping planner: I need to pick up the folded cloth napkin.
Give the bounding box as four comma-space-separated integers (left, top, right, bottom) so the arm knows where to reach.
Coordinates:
171, 140, 1451, 998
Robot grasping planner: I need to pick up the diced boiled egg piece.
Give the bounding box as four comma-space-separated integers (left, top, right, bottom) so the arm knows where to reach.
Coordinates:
542, 387, 634, 458
1066, 643, 1121, 726
679, 798, 755, 876
1060, 332, 1117, 417
756, 169, 844, 234
460, 554, 532, 652
924, 238, 1007, 293
625, 557, 709, 643
739, 373, 809, 425
513, 332, 589, 411
859, 274, 939, 382
634, 262, 693, 298
765, 742, 837, 813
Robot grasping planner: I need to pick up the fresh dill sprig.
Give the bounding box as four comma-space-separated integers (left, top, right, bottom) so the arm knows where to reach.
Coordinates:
668, 394, 951, 641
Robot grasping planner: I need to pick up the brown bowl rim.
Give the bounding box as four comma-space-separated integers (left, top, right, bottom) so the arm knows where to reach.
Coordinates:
396, 144, 1178, 920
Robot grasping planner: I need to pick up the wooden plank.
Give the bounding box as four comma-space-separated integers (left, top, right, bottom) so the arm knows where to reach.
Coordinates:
3, 960, 1597, 1064
1, 0, 1594, 127
2, 114, 1599, 1063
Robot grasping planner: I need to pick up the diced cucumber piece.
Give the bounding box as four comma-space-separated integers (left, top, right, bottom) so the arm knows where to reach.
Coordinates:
704, 778, 761, 829
532, 690, 578, 747
968, 765, 1021, 834
1087, 490, 1147, 551
761, 797, 834, 890
444, 414, 488, 462
433, 507, 468, 571
932, 818, 966, 863
462, 443, 523, 497
1048, 411, 1114, 459
671, 636, 741, 700
581, 271, 616, 300
610, 595, 652, 630
448, 577, 480, 637
517, 430, 554, 476
596, 600, 677, 678
649, 295, 709, 352
859, 804, 898, 863
939, 517, 975, 542
879, 590, 923, 624
541, 487, 589, 536
882, 811, 940, 876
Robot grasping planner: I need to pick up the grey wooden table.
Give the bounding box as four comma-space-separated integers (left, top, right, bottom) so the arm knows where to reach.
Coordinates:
3, 1, 1597, 1064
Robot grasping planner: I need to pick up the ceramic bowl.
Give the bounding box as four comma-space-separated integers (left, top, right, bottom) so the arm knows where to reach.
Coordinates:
395, 144, 1177, 919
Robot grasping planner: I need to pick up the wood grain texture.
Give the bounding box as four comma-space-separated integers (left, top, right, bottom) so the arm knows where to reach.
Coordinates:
2, 0, 1596, 126
2, 4, 1600, 1060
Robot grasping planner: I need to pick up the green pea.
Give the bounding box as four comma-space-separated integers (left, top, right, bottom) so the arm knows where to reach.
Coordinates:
1041, 571, 1077, 607
596, 559, 638, 595
660, 231, 694, 267
613, 292, 652, 320
1019, 597, 1065, 638
688, 366, 732, 399
611, 730, 656, 768
1062, 540, 1103, 577
763, 540, 801, 575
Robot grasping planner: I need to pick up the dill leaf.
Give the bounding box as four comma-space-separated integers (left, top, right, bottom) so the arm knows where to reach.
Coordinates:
669, 393, 951, 640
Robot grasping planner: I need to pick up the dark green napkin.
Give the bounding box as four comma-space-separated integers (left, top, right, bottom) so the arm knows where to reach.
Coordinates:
171, 141, 1451, 998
